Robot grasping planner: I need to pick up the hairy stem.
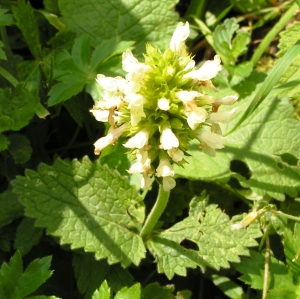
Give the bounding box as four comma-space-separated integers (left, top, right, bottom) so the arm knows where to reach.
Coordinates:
140, 184, 170, 239
262, 233, 270, 299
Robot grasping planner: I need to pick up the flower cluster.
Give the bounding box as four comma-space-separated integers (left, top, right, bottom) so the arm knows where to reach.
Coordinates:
90, 22, 237, 192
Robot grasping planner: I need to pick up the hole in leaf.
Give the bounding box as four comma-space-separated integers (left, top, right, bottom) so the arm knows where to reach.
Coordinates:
277, 162, 283, 169
180, 239, 199, 251
280, 153, 298, 166
230, 160, 251, 180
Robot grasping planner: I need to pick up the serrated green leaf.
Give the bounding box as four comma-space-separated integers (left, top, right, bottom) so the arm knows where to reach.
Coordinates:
141, 283, 175, 299
174, 94, 300, 200
17, 256, 52, 298
0, 83, 39, 133
7, 133, 32, 164
266, 272, 300, 299
58, 0, 179, 52
283, 223, 300, 276
14, 217, 43, 256
0, 189, 23, 228
233, 250, 288, 290
73, 252, 109, 298
213, 18, 249, 65
93, 280, 110, 299
147, 196, 262, 279
72, 34, 90, 70
90, 39, 134, 73
11, 157, 146, 267
227, 61, 253, 86
0, 8, 14, 26
12, 0, 41, 59
276, 22, 300, 97
115, 283, 141, 299
0, 251, 23, 298
48, 73, 86, 106
105, 264, 135, 294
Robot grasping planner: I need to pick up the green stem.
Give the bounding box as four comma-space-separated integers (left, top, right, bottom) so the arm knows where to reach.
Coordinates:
0, 65, 18, 87
251, 1, 298, 66
262, 232, 270, 299
140, 184, 170, 239
275, 210, 300, 222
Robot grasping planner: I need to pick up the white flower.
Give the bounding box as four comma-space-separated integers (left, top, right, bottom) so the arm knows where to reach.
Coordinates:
122, 49, 151, 76
184, 59, 195, 71
170, 22, 190, 52
186, 107, 208, 130
175, 90, 202, 103
96, 75, 127, 92
183, 55, 222, 81
90, 109, 109, 122
125, 94, 146, 126
167, 148, 184, 162
93, 123, 129, 155
123, 130, 149, 149
141, 173, 153, 189
197, 129, 227, 156
158, 98, 170, 111
208, 108, 237, 124
214, 95, 238, 106
156, 157, 174, 177
128, 149, 151, 174
162, 177, 176, 191
160, 127, 179, 150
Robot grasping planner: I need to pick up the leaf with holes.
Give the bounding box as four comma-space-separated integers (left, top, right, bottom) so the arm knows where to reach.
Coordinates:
147, 195, 262, 279
11, 157, 146, 267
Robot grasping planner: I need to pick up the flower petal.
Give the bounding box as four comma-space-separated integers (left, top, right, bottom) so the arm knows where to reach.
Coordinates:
170, 22, 190, 52
183, 55, 222, 81
160, 127, 179, 150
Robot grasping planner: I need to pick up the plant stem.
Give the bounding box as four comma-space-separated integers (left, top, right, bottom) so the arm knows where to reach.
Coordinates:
0, 65, 18, 87
275, 210, 300, 222
140, 184, 170, 239
262, 233, 270, 299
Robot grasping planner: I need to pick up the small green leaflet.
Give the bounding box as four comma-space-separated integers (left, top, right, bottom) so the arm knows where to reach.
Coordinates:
0, 251, 53, 299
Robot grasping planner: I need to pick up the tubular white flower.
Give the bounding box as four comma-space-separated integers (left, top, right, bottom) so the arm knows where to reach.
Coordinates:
167, 148, 184, 162
170, 22, 190, 52
183, 55, 222, 81
123, 130, 149, 149
96, 75, 119, 92
90, 109, 109, 122
186, 107, 208, 130
197, 130, 227, 149
141, 173, 153, 189
128, 149, 151, 173
158, 98, 170, 111
93, 123, 129, 155
175, 90, 202, 103
125, 94, 146, 126
208, 108, 237, 124
160, 127, 179, 150
214, 94, 238, 106
122, 49, 151, 75
162, 177, 176, 191
156, 157, 174, 177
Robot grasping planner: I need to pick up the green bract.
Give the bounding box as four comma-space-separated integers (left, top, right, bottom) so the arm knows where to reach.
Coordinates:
90, 22, 238, 191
